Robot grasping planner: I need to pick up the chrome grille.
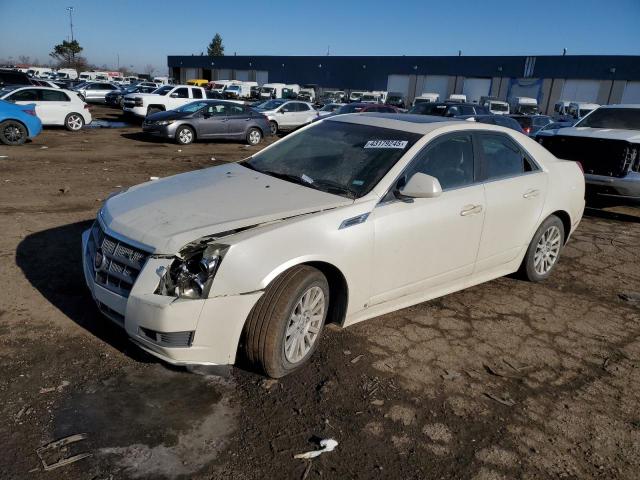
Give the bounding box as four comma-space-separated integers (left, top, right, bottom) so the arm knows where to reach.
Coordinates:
86, 222, 149, 298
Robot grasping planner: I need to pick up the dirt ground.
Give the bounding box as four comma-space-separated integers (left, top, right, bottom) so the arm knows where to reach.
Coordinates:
1, 105, 639, 480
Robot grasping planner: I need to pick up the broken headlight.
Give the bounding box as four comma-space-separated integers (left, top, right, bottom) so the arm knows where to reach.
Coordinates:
157, 244, 229, 299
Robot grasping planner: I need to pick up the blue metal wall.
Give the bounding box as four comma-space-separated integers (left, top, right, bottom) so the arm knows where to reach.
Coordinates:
168, 55, 640, 88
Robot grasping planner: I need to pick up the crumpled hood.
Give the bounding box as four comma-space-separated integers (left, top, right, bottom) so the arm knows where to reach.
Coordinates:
555, 127, 640, 143
101, 163, 353, 254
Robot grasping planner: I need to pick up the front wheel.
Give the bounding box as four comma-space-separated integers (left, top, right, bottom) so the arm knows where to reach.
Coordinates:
269, 121, 278, 136
0, 120, 27, 145
65, 113, 85, 131
175, 125, 195, 145
242, 265, 329, 378
246, 127, 262, 145
519, 215, 565, 282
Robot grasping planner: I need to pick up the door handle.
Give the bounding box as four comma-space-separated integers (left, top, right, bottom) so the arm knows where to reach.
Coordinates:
460, 204, 483, 216
523, 189, 540, 199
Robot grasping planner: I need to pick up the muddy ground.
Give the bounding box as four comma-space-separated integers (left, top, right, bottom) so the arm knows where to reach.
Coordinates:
1, 105, 639, 480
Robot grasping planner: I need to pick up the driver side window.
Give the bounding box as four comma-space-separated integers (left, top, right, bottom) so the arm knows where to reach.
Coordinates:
404, 134, 475, 190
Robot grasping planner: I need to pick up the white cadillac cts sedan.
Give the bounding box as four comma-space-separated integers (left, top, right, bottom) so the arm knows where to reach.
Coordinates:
82, 113, 585, 377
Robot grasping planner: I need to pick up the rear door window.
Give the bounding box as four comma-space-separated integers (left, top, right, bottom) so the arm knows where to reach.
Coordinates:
478, 133, 539, 181
9, 89, 39, 101
41, 90, 70, 101
191, 88, 203, 99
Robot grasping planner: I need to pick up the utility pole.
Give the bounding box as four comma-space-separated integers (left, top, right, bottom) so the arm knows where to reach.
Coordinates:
66, 6, 74, 42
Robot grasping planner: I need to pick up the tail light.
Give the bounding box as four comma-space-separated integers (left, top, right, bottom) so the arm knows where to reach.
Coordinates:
24, 109, 37, 117
523, 127, 531, 134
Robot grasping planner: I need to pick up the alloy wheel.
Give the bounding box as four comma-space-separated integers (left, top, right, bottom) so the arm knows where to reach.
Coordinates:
4, 124, 23, 143
178, 128, 193, 144
534, 225, 561, 274
249, 130, 261, 145
67, 114, 83, 131
284, 286, 325, 364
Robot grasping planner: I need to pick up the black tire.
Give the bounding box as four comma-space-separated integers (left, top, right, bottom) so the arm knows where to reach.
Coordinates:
175, 125, 195, 145
519, 215, 565, 282
242, 265, 329, 378
0, 120, 27, 146
246, 127, 262, 145
269, 121, 278, 136
64, 113, 85, 131
146, 106, 162, 117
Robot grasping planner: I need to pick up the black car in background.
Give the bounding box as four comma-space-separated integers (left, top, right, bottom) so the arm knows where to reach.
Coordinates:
508, 114, 553, 136
457, 114, 525, 133
105, 84, 157, 107
0, 69, 33, 88
409, 102, 489, 117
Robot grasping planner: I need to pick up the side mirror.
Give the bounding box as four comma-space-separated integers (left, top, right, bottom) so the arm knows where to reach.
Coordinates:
170, 92, 179, 98
398, 173, 443, 199
280, 109, 288, 113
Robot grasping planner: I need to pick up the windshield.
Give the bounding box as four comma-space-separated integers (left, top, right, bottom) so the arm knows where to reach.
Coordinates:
362, 95, 377, 101
409, 103, 447, 115
261, 87, 275, 93
258, 99, 285, 110
154, 85, 173, 96
320, 104, 338, 112
579, 109, 594, 117
519, 105, 538, 115
242, 121, 421, 199
576, 108, 640, 130
491, 103, 509, 112
176, 101, 209, 113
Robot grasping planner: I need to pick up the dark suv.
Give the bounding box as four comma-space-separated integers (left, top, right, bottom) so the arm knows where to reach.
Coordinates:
0, 69, 33, 88
409, 102, 489, 117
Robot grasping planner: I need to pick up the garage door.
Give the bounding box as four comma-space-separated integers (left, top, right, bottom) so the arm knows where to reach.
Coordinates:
507, 78, 541, 102
419, 75, 449, 102
463, 78, 491, 103
387, 75, 411, 97
622, 81, 640, 103
182, 68, 198, 83
217, 69, 232, 80
561, 79, 600, 102
234, 70, 250, 81
256, 71, 268, 86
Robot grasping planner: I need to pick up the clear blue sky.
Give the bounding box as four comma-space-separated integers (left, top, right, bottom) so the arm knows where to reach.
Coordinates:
1, 0, 639, 74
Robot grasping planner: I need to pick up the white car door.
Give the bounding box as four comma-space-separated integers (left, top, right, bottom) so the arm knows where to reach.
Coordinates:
7, 88, 54, 124
167, 87, 190, 109
473, 132, 547, 273
369, 132, 486, 305
39, 89, 72, 125
277, 102, 295, 128
296, 102, 315, 126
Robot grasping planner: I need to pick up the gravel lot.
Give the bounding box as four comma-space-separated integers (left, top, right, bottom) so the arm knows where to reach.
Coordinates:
1, 106, 639, 479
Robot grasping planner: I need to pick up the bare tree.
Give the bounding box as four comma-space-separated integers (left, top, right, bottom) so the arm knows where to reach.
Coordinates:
17, 55, 31, 65
144, 64, 156, 76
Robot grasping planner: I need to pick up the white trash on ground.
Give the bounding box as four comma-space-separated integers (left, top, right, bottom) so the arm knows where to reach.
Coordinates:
293, 438, 338, 459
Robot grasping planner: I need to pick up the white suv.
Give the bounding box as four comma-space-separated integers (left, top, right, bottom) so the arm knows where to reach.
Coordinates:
123, 85, 207, 118
254, 99, 318, 135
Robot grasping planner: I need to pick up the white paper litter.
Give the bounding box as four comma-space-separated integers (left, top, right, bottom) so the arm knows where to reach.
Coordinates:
149, 176, 160, 181
293, 438, 338, 459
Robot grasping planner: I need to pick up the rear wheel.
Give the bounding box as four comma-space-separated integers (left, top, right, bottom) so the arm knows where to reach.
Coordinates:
242, 265, 329, 378
175, 125, 195, 145
269, 121, 278, 136
0, 120, 27, 145
519, 215, 565, 282
65, 113, 85, 131
246, 127, 262, 145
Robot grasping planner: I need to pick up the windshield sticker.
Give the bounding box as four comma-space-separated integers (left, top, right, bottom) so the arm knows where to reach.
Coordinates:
352, 180, 364, 186
301, 174, 314, 184
364, 140, 408, 149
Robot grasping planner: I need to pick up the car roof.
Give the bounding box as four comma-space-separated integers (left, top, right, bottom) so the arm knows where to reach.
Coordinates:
600, 104, 640, 109
327, 113, 469, 134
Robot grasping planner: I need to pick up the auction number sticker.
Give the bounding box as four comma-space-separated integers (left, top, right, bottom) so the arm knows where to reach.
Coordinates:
364, 140, 408, 149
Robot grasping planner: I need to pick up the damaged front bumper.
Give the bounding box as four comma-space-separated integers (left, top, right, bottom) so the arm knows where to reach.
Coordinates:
81, 227, 263, 366
585, 171, 640, 204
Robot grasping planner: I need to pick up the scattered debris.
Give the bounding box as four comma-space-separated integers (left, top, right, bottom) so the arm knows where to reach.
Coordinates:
40, 146, 48, 149
371, 399, 385, 406
618, 292, 640, 303
58, 186, 70, 195
210, 157, 216, 161
149, 176, 160, 181
484, 392, 516, 407
177, 149, 182, 153
483, 363, 505, 377
293, 438, 338, 459
0, 155, 7, 159
343, 350, 351, 355
300, 461, 312, 480
351, 354, 363, 364
261, 379, 278, 390
441, 370, 461, 381
36, 433, 92, 471
39, 380, 70, 394
602, 357, 610, 371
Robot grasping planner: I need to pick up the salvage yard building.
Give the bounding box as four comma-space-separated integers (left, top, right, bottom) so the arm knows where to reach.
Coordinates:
168, 54, 640, 114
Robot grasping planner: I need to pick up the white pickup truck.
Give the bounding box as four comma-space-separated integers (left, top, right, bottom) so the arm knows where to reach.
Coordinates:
122, 85, 207, 117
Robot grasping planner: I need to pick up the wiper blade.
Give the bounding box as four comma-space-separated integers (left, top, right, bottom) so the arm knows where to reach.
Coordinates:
311, 179, 358, 199
261, 170, 311, 187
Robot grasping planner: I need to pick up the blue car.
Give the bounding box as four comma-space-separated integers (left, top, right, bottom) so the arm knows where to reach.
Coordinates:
0, 99, 42, 145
